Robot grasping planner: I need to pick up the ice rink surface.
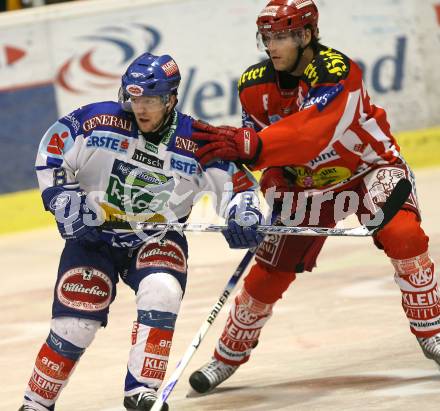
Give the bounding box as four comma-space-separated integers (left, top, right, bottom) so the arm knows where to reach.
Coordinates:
2, 168, 440, 411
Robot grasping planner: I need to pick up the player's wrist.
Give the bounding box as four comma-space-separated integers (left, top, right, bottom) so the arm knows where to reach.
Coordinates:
234, 128, 262, 167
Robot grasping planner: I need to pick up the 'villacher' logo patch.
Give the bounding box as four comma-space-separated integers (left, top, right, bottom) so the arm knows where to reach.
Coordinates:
137, 240, 187, 273
57, 267, 112, 312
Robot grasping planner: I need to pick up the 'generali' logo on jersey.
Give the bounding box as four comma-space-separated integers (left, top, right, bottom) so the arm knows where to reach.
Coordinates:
83, 115, 132, 132
175, 136, 198, 153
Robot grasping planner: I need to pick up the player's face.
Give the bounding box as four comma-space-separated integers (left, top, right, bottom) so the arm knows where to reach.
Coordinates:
131, 95, 171, 133
264, 31, 301, 72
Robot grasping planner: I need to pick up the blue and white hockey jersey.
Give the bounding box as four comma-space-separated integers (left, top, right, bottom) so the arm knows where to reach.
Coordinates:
35, 101, 258, 247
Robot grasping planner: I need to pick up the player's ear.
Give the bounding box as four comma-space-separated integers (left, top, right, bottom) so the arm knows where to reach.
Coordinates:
303, 28, 312, 47
166, 94, 177, 111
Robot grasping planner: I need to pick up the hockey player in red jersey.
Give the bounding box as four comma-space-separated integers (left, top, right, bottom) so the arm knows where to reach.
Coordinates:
189, 0, 440, 394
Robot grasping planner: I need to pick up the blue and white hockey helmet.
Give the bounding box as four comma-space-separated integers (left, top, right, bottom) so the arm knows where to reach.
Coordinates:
119, 52, 181, 109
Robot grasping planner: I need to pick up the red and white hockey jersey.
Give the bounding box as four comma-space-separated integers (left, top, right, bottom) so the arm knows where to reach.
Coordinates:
238, 45, 402, 189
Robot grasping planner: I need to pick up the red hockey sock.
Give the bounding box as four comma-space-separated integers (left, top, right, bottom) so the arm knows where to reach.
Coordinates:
244, 263, 296, 304
376, 210, 439, 337
24, 342, 77, 409
214, 287, 274, 365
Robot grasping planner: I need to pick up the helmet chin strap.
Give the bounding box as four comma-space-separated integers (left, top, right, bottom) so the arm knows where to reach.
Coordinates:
288, 45, 306, 74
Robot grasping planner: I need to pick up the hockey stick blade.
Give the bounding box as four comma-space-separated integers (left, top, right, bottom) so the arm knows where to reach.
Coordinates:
364, 178, 412, 234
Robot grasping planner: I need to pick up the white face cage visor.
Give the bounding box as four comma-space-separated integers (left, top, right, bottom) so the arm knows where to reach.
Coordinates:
256, 28, 306, 52
118, 87, 171, 112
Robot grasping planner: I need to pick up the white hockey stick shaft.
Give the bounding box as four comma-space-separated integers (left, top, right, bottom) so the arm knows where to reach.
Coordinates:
150, 248, 256, 411
115, 178, 412, 237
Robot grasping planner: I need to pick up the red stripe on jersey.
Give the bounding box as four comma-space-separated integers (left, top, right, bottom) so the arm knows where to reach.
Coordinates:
255, 78, 357, 168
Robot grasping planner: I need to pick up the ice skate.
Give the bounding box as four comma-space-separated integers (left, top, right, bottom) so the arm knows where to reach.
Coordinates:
18, 400, 49, 411
18, 404, 49, 411
189, 358, 239, 393
123, 389, 168, 411
417, 332, 440, 367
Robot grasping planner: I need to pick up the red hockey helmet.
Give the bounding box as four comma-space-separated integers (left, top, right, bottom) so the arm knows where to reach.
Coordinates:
257, 0, 319, 37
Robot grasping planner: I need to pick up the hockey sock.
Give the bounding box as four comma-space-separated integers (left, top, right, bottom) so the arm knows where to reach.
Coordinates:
125, 273, 182, 396
214, 287, 274, 365
375, 211, 439, 337
125, 321, 174, 395
392, 252, 440, 338
23, 330, 84, 409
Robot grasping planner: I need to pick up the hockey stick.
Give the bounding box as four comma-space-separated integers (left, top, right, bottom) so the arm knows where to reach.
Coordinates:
106, 179, 412, 237
150, 202, 281, 410
150, 247, 257, 411
102, 166, 374, 234
149, 179, 411, 409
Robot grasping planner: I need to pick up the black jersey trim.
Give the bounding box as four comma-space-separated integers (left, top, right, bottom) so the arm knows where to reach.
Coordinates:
238, 59, 275, 92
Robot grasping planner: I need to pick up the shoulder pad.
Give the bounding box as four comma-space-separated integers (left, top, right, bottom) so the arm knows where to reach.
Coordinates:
175, 111, 194, 137
74, 101, 134, 134
238, 59, 275, 93
302, 46, 351, 88
81, 101, 128, 117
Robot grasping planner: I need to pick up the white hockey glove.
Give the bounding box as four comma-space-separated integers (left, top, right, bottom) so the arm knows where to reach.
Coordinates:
223, 192, 264, 249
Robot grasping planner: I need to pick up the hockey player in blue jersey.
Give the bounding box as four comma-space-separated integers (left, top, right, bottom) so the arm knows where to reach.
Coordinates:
19, 52, 263, 411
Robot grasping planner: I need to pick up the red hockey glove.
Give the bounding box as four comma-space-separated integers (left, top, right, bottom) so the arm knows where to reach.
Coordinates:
191, 120, 238, 136
192, 121, 262, 167
260, 167, 295, 202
